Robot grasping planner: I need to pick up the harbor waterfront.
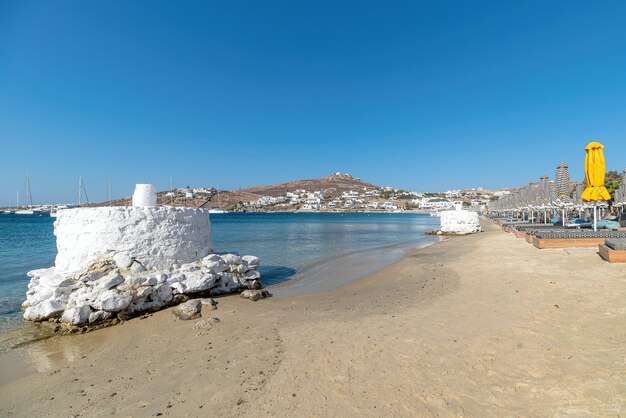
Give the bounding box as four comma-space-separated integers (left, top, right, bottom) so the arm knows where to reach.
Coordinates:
0, 212, 439, 343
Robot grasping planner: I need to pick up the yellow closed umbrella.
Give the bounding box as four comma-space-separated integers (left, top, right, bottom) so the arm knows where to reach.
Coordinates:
581, 141, 610, 230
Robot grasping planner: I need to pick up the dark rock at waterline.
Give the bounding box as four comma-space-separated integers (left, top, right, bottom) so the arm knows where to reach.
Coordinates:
240, 289, 272, 301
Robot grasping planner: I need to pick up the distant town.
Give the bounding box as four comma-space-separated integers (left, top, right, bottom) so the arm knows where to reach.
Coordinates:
1, 172, 511, 215
104, 172, 506, 214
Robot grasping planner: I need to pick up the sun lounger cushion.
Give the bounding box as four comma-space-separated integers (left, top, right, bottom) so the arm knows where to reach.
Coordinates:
535, 230, 626, 240
597, 220, 621, 229
605, 239, 626, 251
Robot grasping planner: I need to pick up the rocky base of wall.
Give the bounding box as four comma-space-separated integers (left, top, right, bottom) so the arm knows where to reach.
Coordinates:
23, 252, 262, 332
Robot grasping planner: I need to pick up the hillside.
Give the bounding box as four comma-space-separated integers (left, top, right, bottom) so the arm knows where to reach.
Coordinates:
236, 173, 378, 198
96, 173, 388, 211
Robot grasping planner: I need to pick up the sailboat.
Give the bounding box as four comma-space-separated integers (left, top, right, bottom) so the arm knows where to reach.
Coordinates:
2, 194, 15, 214
208, 185, 227, 214
15, 172, 40, 215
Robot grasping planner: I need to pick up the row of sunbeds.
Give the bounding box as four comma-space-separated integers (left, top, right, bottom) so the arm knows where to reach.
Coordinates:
491, 218, 626, 263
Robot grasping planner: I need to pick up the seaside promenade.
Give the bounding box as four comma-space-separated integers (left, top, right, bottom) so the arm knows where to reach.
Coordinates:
1, 220, 624, 416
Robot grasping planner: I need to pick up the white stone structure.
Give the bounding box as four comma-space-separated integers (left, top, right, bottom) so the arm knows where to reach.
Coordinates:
132, 184, 157, 207
439, 208, 482, 234
54, 207, 212, 273
23, 184, 263, 329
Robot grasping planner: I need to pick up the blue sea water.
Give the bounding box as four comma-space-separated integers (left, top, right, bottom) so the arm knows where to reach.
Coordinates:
0, 212, 438, 337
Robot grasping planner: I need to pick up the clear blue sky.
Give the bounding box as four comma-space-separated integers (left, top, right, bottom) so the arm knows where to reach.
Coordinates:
1, 1, 626, 204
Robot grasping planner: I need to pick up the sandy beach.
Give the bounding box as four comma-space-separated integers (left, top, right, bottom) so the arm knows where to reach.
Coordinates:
1, 220, 625, 416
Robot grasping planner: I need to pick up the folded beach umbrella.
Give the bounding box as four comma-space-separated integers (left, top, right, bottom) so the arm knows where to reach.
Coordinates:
582, 142, 611, 202
582, 142, 611, 230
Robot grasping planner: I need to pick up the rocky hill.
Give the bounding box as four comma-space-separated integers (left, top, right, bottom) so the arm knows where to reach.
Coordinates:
235, 173, 378, 199
96, 173, 385, 211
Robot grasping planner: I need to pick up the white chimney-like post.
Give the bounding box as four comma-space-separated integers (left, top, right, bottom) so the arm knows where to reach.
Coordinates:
132, 184, 157, 207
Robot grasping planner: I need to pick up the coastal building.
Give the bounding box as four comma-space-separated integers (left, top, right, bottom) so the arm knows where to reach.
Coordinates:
382, 202, 399, 210
418, 198, 463, 210
365, 189, 381, 197
183, 188, 194, 199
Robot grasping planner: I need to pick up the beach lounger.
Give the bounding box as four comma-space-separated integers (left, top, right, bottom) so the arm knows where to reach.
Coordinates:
599, 238, 626, 263
521, 227, 566, 242
533, 230, 626, 249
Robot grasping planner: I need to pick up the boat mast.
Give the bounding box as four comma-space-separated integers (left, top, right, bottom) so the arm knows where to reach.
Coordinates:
108, 178, 112, 207
25, 170, 33, 207
216, 184, 221, 210
78, 176, 90, 206
170, 176, 173, 204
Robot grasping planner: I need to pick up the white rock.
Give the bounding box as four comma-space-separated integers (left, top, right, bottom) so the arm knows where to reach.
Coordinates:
135, 286, 153, 299
156, 273, 168, 285
220, 272, 242, 288
27, 267, 53, 278
221, 254, 242, 265
25, 286, 55, 307
155, 284, 173, 303
235, 262, 248, 274
38, 271, 74, 288
203, 260, 229, 273
94, 290, 132, 312
242, 256, 260, 267
166, 273, 186, 284
129, 261, 146, 273
89, 310, 112, 324
244, 270, 261, 280
24, 299, 65, 321
96, 273, 124, 290
170, 282, 186, 294
61, 305, 91, 325
182, 271, 218, 293
113, 253, 133, 269
203, 254, 222, 262
125, 275, 146, 287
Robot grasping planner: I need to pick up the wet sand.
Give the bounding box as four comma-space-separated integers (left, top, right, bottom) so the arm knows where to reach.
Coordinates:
270, 238, 439, 297
1, 220, 625, 416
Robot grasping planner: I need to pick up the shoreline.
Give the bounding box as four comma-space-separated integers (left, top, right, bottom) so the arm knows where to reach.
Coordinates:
0, 233, 440, 352
269, 235, 441, 297
0, 232, 444, 382
1, 220, 625, 416
0, 212, 439, 348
